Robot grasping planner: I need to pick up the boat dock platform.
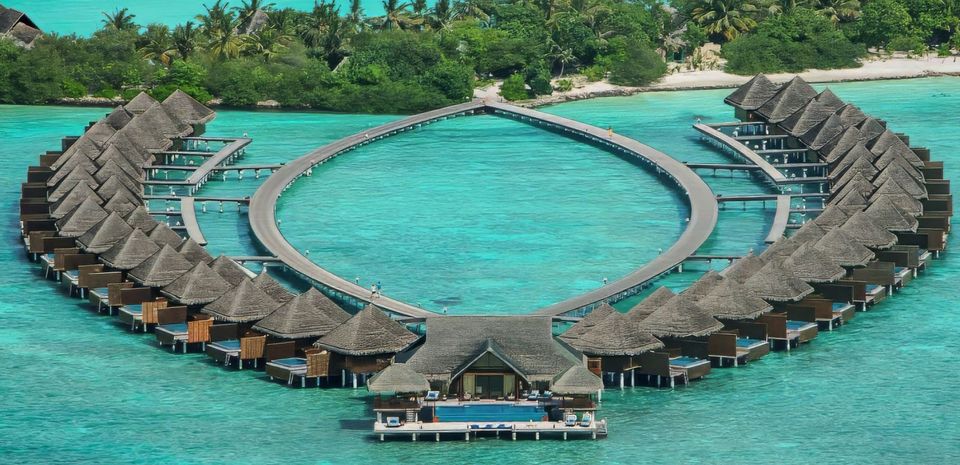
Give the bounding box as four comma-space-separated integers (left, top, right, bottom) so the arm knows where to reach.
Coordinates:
374, 419, 607, 442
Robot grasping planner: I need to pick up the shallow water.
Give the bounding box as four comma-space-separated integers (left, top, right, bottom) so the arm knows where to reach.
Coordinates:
1, 77, 959, 464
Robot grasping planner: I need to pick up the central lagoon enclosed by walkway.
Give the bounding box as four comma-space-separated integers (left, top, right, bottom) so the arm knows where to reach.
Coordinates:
1, 78, 959, 463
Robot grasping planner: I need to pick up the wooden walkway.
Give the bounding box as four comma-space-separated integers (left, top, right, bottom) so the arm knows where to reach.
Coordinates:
766, 195, 792, 244
249, 100, 718, 319
693, 124, 786, 183
178, 197, 207, 246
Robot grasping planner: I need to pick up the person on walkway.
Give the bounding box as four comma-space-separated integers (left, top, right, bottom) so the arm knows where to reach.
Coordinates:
607, 127, 614, 138
370, 284, 377, 300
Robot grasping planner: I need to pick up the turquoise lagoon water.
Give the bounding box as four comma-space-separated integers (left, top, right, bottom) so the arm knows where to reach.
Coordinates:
1, 78, 959, 463
4, 0, 433, 37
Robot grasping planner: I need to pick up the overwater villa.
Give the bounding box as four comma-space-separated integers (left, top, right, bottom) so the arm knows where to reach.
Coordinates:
14, 73, 952, 443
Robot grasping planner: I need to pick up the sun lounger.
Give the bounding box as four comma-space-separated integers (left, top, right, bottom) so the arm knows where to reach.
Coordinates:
580, 413, 592, 427
565, 414, 578, 427
425, 391, 440, 401
386, 417, 401, 427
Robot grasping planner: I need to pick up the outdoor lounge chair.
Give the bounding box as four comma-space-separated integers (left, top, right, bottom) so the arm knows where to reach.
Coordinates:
580, 413, 592, 427
425, 391, 440, 401
386, 417, 401, 428
565, 414, 578, 427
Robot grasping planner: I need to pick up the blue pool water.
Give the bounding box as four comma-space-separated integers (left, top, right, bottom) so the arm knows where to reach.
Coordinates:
1, 78, 959, 463
670, 356, 704, 367
435, 404, 546, 423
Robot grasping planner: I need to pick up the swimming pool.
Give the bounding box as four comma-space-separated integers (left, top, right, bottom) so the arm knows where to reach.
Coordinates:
434, 404, 547, 422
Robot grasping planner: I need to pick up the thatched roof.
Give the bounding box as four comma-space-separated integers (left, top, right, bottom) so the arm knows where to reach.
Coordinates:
682, 271, 724, 301
833, 188, 868, 208
104, 106, 133, 130
401, 316, 577, 383
800, 113, 844, 150
791, 220, 829, 245
873, 166, 927, 199
831, 143, 877, 180
124, 92, 158, 115
200, 277, 277, 321
252, 270, 295, 303
162, 261, 232, 306
559, 302, 615, 342
253, 287, 351, 339
101, 131, 152, 164
115, 109, 173, 152
813, 227, 874, 267
123, 206, 159, 233
812, 205, 852, 230
128, 244, 194, 287
76, 211, 133, 254
821, 126, 864, 164
743, 259, 813, 302
315, 304, 420, 357
865, 195, 918, 232
697, 278, 772, 320
93, 163, 140, 194
781, 243, 846, 283
96, 145, 145, 180
839, 211, 898, 249
47, 166, 99, 202
551, 365, 604, 395
724, 74, 779, 110
102, 192, 139, 216
625, 286, 675, 322
780, 97, 836, 137
209, 255, 251, 286
814, 88, 845, 111
95, 176, 141, 204
858, 117, 886, 142
49, 182, 102, 219
874, 148, 925, 177
142, 102, 193, 138
56, 196, 109, 238
835, 104, 868, 128
176, 238, 214, 264
53, 136, 100, 171
756, 76, 818, 123
869, 192, 923, 217
148, 223, 184, 248
721, 252, 766, 283
83, 121, 117, 147
572, 312, 664, 356
366, 363, 430, 394
46, 153, 97, 187
99, 228, 161, 270
832, 171, 875, 199
161, 90, 215, 125
639, 294, 723, 338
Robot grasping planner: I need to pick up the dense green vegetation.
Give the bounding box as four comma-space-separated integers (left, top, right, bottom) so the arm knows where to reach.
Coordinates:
1, 0, 959, 110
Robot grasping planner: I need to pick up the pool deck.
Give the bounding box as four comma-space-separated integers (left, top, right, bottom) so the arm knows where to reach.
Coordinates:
374, 419, 606, 441
249, 99, 718, 319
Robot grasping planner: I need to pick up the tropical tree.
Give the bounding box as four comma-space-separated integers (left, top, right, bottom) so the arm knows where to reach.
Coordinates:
550, 44, 576, 77
347, 0, 366, 32
139, 24, 176, 66
380, 0, 418, 30
172, 22, 200, 59
453, 0, 491, 24
299, 1, 348, 66
815, 0, 860, 24
235, 0, 276, 31
429, 0, 455, 30
101, 8, 138, 31
198, 1, 243, 59
690, 0, 761, 42
243, 26, 291, 61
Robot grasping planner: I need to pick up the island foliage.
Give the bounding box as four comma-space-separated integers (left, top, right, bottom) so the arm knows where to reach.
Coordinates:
0, 0, 957, 112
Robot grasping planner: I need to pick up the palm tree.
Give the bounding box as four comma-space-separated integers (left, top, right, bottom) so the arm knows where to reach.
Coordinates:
266, 8, 298, 35
452, 0, 490, 24
550, 45, 576, 78
198, 1, 243, 59
299, 0, 348, 66
815, 0, 861, 24
380, 0, 418, 30
101, 7, 138, 31
139, 24, 176, 66
243, 26, 290, 61
428, 0, 455, 30
690, 0, 761, 42
347, 0, 366, 32
235, 0, 276, 32
173, 22, 200, 60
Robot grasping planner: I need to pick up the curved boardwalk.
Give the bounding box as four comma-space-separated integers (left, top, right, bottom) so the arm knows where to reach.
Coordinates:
249, 100, 717, 319
178, 197, 208, 246
693, 123, 786, 183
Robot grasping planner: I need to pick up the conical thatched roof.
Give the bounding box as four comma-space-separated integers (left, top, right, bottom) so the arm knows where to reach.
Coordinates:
697, 278, 772, 320
47, 165, 99, 202
53, 136, 101, 171
682, 271, 724, 301
832, 171, 875, 199
94, 163, 140, 193
161, 90, 215, 125
560, 302, 616, 342
858, 117, 886, 142
550, 365, 604, 395
724, 74, 779, 110
869, 192, 923, 216
253, 288, 352, 339
835, 104, 867, 128
116, 109, 173, 151
874, 148, 924, 177
123, 206, 159, 233
252, 270, 295, 303
743, 259, 813, 302
839, 211, 897, 249
49, 182, 102, 219
102, 131, 152, 164
104, 106, 133, 130
314, 304, 420, 356
176, 238, 214, 264
834, 188, 868, 208
128, 244, 194, 287
831, 144, 877, 181
96, 176, 141, 203
625, 286, 675, 322
366, 363, 430, 394
756, 76, 818, 123
95, 145, 145, 180
56, 196, 109, 238
813, 227, 874, 267
800, 113, 844, 150
162, 261, 232, 306
102, 192, 139, 216
790, 220, 828, 245
140, 102, 192, 138
76, 211, 133, 253
821, 126, 864, 164
780, 98, 836, 137
865, 195, 918, 232
83, 120, 117, 147
46, 153, 97, 187
782, 243, 846, 283
573, 312, 664, 356
200, 277, 277, 321
99, 228, 161, 270
209, 255, 251, 286
814, 88, 845, 111
722, 252, 766, 283
760, 236, 803, 261
873, 166, 927, 199
639, 294, 723, 338
124, 92, 158, 114
148, 223, 184, 248
812, 205, 852, 230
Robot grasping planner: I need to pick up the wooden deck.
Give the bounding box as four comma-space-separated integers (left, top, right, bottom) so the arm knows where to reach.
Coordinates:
179, 197, 207, 246
373, 419, 606, 441
766, 195, 792, 244
248, 100, 718, 319
693, 123, 786, 183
